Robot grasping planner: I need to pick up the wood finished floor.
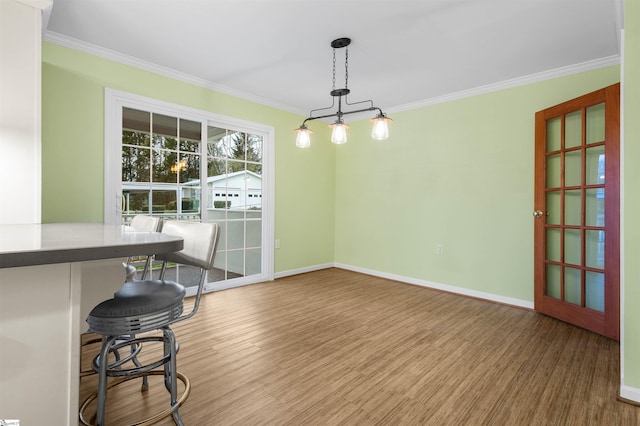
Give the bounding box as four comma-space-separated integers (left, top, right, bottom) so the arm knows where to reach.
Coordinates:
79, 268, 640, 425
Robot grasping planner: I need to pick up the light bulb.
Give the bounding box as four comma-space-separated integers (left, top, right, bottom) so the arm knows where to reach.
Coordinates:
295, 126, 312, 148
329, 121, 349, 144
371, 115, 392, 140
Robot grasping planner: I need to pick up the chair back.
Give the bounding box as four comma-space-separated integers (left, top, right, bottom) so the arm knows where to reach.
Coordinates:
155, 220, 220, 321
156, 221, 220, 270
129, 215, 162, 232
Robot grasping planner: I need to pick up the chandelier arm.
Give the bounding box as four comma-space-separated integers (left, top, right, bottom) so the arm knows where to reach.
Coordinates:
308, 97, 337, 118
344, 97, 375, 109
339, 106, 381, 118
303, 106, 380, 124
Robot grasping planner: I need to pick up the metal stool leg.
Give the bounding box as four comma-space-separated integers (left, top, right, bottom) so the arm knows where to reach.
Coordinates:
164, 327, 184, 426
129, 340, 149, 391
96, 335, 117, 426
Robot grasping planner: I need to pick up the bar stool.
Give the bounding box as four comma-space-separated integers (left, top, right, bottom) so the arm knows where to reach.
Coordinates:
80, 215, 162, 378
79, 220, 220, 426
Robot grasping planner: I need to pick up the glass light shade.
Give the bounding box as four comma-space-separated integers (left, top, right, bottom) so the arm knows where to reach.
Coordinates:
295, 126, 312, 148
329, 122, 349, 144
371, 116, 392, 140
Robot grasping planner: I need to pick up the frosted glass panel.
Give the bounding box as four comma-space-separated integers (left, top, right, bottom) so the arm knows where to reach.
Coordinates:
565, 150, 582, 187
546, 191, 561, 225
586, 188, 604, 227
546, 117, 561, 152
586, 230, 604, 269
227, 220, 244, 250
564, 111, 582, 149
586, 146, 605, 185
546, 228, 561, 262
546, 264, 561, 299
565, 110, 582, 149
564, 190, 581, 226
586, 271, 605, 312
227, 250, 244, 276
586, 103, 605, 144
565, 229, 581, 265
246, 220, 262, 248
564, 268, 582, 305
246, 248, 261, 276
546, 154, 561, 188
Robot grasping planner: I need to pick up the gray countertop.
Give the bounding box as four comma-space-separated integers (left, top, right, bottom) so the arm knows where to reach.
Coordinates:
0, 222, 183, 268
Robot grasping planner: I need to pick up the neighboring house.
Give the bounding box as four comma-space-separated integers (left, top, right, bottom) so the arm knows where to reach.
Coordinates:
184, 170, 262, 210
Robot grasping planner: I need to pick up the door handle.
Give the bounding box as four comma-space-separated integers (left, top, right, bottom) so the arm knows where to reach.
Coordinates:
533, 210, 544, 218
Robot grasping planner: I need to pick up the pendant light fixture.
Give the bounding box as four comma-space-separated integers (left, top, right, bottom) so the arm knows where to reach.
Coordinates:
295, 37, 392, 148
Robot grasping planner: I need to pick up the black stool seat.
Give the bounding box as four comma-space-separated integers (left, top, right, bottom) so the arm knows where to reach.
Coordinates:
87, 281, 186, 335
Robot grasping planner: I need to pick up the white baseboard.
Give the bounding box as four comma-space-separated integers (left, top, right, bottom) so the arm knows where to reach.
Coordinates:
335, 263, 534, 309
274, 263, 335, 279
274, 262, 533, 310
619, 385, 640, 404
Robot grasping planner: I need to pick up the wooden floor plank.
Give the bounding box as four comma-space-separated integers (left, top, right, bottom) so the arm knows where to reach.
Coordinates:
79, 268, 640, 425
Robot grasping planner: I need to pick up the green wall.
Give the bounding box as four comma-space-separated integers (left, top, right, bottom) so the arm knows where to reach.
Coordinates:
623, 0, 640, 392
41, 42, 335, 273
42, 19, 640, 397
335, 66, 620, 303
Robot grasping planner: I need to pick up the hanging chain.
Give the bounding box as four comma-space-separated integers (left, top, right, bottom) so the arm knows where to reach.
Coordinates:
332, 47, 337, 91
331, 43, 349, 90
344, 46, 349, 90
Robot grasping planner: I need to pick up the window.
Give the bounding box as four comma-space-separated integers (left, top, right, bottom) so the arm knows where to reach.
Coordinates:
121, 108, 202, 222
105, 89, 274, 294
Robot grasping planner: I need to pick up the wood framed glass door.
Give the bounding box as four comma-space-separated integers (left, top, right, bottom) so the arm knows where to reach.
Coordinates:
534, 83, 620, 340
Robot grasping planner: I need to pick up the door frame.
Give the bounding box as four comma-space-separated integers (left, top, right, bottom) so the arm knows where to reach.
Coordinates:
104, 88, 276, 292
534, 83, 620, 340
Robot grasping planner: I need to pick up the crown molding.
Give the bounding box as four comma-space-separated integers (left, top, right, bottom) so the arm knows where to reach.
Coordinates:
45, 31, 620, 121
385, 54, 621, 115
44, 31, 308, 116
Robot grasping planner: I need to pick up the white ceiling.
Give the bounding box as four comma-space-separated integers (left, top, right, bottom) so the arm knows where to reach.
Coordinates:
45, 0, 623, 117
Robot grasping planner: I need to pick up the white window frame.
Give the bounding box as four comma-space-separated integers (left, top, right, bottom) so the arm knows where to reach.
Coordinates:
104, 88, 275, 291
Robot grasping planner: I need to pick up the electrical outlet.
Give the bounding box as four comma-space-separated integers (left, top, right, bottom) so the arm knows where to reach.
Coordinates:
436, 244, 444, 255
275, 239, 280, 249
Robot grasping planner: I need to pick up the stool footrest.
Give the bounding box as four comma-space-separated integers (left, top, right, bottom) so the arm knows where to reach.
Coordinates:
79, 370, 191, 426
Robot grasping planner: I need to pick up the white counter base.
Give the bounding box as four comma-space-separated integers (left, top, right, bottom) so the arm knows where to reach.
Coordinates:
0, 259, 125, 425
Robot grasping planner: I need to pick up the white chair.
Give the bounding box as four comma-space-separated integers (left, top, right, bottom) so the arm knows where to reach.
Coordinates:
79, 221, 220, 426
124, 215, 163, 281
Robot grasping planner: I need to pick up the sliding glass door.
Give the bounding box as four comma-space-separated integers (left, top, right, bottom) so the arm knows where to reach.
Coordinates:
105, 89, 274, 293
205, 126, 264, 285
